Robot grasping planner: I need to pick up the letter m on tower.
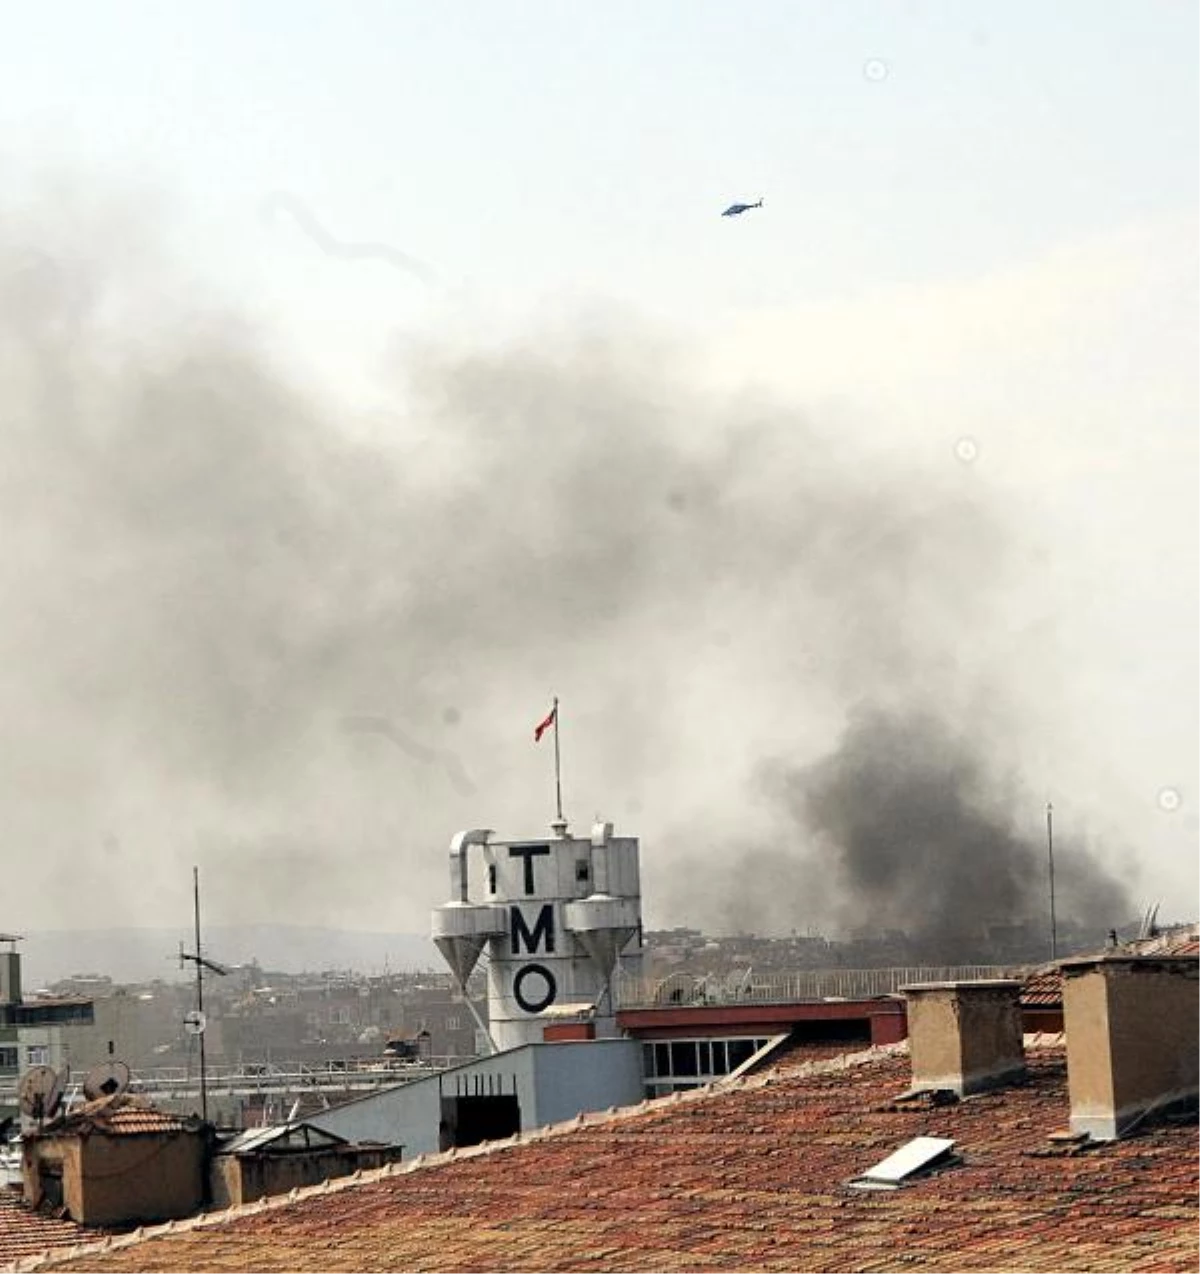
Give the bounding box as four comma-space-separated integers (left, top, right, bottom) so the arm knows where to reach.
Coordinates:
511, 904, 555, 955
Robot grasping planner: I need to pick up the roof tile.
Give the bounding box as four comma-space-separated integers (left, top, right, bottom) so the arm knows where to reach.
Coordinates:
0, 1190, 106, 1269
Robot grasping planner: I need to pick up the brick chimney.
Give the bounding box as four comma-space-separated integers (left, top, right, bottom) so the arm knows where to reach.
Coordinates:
1061, 954, 1198, 1140
901, 980, 1026, 1096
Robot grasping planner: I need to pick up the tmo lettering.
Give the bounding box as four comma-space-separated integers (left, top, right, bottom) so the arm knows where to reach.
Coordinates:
511, 903, 555, 956
507, 844, 550, 895
513, 963, 557, 1014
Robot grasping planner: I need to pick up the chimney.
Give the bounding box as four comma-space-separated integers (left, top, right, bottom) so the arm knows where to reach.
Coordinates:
1061, 953, 1198, 1140
0, 937, 21, 1007
901, 980, 1026, 1096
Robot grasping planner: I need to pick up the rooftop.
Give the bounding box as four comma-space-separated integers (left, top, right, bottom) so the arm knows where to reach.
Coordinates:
22, 1039, 1198, 1274
0, 1193, 100, 1270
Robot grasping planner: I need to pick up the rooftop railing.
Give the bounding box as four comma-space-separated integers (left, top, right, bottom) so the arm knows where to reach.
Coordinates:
615, 963, 1030, 1009
0, 1054, 463, 1107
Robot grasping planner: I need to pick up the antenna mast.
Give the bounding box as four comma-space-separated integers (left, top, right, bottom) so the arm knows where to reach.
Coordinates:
178, 866, 228, 1124
193, 867, 206, 1122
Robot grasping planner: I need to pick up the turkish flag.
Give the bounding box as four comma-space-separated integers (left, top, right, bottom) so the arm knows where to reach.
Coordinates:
534, 705, 557, 742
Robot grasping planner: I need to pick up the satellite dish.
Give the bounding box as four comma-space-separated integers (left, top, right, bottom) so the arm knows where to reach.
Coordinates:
725, 967, 754, 1000
83, 1060, 130, 1102
653, 973, 697, 1006
18, 1066, 63, 1123
183, 1010, 207, 1036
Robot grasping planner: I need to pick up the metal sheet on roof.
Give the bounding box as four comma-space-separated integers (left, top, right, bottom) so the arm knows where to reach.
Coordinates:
221, 1122, 348, 1156
540, 1002, 597, 1019
850, 1136, 956, 1190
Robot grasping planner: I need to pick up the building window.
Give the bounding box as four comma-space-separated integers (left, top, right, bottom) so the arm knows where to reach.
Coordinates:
670, 1041, 698, 1078
0, 1047, 17, 1070
445, 1016, 461, 1032
727, 1038, 760, 1072
575, 859, 590, 884
488, 864, 497, 894
642, 1036, 770, 1097
26, 1045, 48, 1066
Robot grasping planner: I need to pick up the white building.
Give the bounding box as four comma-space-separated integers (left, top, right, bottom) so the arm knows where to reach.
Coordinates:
431, 819, 644, 1052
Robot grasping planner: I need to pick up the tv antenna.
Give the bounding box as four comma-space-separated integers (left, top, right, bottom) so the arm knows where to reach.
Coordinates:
1137, 902, 1161, 941
177, 866, 227, 1123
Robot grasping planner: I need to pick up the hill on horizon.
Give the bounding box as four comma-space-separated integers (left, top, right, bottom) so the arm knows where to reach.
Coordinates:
16, 926, 440, 988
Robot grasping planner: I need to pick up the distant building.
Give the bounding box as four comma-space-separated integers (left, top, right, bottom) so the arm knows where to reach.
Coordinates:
0, 936, 95, 1104
394, 983, 482, 1058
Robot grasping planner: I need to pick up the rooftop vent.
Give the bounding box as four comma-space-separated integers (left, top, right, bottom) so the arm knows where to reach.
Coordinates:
848, 1136, 959, 1191
901, 980, 1026, 1097
1061, 953, 1198, 1140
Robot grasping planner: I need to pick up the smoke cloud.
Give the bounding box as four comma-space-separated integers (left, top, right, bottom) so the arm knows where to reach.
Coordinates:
782, 708, 1129, 955
0, 178, 1133, 945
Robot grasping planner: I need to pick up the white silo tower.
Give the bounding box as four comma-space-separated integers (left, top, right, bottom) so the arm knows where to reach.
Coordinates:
431, 819, 643, 1053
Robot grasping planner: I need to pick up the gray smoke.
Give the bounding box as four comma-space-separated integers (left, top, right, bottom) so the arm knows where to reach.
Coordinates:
0, 178, 1133, 942
781, 707, 1130, 954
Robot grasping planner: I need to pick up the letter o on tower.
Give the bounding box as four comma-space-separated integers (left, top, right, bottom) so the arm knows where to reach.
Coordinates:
512, 963, 557, 1014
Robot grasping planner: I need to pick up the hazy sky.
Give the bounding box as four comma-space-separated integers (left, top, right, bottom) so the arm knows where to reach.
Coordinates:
0, 1, 1195, 943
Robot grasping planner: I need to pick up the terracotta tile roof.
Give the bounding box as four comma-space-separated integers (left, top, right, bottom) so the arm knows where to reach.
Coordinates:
1020, 966, 1062, 1008
29, 1042, 1198, 1274
40, 1097, 196, 1139
1136, 932, 1199, 957
0, 1191, 101, 1269
89, 1105, 194, 1138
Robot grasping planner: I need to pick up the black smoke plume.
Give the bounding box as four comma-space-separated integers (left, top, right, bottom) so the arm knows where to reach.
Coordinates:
773, 707, 1131, 958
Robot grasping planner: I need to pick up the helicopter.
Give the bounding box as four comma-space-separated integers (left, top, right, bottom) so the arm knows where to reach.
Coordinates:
721, 198, 764, 217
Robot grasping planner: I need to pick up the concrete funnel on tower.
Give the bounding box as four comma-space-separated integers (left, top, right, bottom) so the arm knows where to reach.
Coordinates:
431, 901, 507, 987
564, 896, 639, 980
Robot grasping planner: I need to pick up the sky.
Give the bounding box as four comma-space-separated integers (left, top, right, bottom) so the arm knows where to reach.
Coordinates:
0, 1, 1195, 947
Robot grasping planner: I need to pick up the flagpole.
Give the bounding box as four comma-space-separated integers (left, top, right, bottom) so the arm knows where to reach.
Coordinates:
1046, 802, 1058, 961
552, 696, 563, 822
